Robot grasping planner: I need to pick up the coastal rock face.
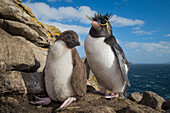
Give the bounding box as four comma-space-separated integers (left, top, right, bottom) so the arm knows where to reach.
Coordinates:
0, 0, 61, 95
21, 72, 45, 93
1, 20, 50, 47
0, 71, 27, 94
0, 28, 39, 72
139, 91, 165, 111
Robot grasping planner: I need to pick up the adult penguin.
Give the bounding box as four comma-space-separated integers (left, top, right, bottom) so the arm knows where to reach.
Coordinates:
31, 30, 87, 111
84, 13, 130, 98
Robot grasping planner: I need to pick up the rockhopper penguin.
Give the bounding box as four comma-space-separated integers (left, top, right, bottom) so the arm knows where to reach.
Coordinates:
31, 30, 87, 111
85, 13, 130, 98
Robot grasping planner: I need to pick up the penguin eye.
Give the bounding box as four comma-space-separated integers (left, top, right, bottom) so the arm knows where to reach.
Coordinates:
66, 34, 72, 39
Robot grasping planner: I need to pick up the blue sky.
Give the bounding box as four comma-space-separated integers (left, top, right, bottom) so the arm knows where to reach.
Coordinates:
23, 0, 170, 64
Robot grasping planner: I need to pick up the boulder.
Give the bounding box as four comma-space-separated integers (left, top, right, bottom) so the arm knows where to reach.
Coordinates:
0, 28, 40, 72
0, 0, 60, 44
15, 36, 48, 72
125, 104, 159, 113
89, 105, 116, 113
127, 92, 143, 102
162, 109, 170, 113
0, 71, 27, 94
162, 99, 170, 110
0, 3, 26, 23
0, 19, 50, 47
139, 91, 165, 111
21, 72, 45, 93
27, 22, 49, 40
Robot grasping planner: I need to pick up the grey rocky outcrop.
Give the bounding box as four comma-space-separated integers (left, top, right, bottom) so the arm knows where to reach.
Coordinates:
139, 91, 165, 111
0, 0, 60, 95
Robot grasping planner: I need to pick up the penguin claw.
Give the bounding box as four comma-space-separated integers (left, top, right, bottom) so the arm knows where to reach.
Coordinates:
32, 95, 40, 101
101, 92, 119, 100
56, 107, 66, 112
101, 95, 115, 100
29, 101, 43, 106
29, 96, 51, 105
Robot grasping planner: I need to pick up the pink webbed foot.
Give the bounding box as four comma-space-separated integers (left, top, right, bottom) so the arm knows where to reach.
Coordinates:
30, 95, 51, 105
102, 92, 119, 100
56, 97, 76, 111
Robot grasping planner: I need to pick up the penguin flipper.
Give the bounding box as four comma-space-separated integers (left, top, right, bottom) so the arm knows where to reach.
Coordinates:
113, 44, 131, 86
84, 58, 90, 79
71, 48, 87, 97
104, 36, 130, 86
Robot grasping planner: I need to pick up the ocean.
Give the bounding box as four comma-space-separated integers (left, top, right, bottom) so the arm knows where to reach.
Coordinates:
127, 64, 170, 100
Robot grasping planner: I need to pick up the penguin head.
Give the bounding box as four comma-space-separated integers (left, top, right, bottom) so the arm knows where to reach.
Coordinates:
57, 30, 80, 48
88, 13, 112, 37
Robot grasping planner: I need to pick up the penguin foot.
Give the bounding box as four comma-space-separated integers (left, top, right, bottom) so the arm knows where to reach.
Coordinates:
93, 88, 106, 95
56, 97, 76, 111
30, 95, 51, 105
102, 92, 119, 100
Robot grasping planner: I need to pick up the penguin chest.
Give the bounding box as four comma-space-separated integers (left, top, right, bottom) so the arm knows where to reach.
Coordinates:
45, 41, 75, 102
85, 35, 125, 92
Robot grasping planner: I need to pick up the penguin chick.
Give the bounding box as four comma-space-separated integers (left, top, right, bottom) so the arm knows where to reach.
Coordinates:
31, 30, 87, 111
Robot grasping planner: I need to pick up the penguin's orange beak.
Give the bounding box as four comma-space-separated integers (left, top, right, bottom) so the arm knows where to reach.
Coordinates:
92, 21, 100, 28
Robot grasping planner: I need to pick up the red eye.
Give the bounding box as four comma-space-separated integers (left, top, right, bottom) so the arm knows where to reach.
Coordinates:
92, 21, 100, 27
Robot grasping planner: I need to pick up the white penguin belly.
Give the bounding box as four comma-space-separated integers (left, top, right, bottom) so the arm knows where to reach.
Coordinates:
85, 35, 125, 92
45, 41, 75, 102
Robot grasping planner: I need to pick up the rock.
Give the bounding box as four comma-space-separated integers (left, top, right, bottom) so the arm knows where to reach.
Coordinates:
27, 22, 49, 40
124, 104, 159, 113
162, 99, 170, 110
139, 91, 165, 111
21, 72, 45, 93
0, 2, 26, 23
0, 71, 27, 94
0, 19, 50, 47
0, 28, 40, 72
0, 92, 162, 113
15, 36, 47, 72
89, 105, 116, 113
0, 0, 61, 43
44, 24, 62, 42
162, 109, 170, 113
127, 92, 143, 102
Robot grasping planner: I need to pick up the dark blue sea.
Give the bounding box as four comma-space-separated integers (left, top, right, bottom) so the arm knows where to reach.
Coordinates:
127, 64, 170, 100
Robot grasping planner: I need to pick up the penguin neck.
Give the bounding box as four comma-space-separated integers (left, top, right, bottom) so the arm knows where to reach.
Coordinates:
89, 27, 112, 38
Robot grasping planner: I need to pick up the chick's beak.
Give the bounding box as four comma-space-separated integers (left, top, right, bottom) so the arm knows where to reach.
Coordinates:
73, 40, 80, 46
76, 41, 80, 46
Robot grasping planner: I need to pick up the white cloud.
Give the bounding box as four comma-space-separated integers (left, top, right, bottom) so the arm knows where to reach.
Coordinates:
132, 27, 140, 30
143, 37, 153, 40
24, 1, 144, 27
165, 34, 170, 37
123, 41, 170, 54
42, 20, 90, 34
23, 2, 96, 24
47, 0, 61, 2
65, 0, 73, 2
111, 15, 144, 27
132, 30, 153, 35
47, 0, 72, 2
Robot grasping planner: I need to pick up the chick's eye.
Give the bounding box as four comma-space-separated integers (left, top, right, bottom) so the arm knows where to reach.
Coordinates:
67, 34, 72, 39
